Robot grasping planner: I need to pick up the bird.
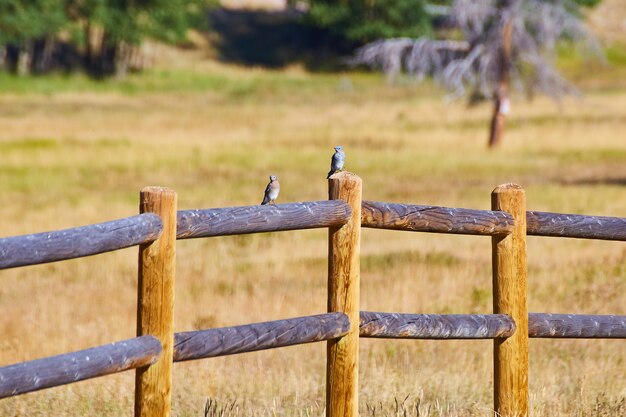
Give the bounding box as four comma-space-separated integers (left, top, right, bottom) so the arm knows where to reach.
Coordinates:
261, 175, 280, 205
327, 146, 345, 179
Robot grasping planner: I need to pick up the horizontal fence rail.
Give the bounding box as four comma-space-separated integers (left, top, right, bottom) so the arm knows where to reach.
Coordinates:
529, 313, 626, 338
361, 201, 515, 236
526, 211, 626, 241
2, 203, 624, 272
174, 313, 350, 362
359, 312, 516, 339
0, 336, 161, 399
358, 312, 626, 340
176, 201, 352, 239
362, 201, 626, 241
3, 311, 624, 399
0, 214, 163, 270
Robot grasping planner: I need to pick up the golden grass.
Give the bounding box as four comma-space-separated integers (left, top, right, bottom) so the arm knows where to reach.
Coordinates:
0, 56, 625, 416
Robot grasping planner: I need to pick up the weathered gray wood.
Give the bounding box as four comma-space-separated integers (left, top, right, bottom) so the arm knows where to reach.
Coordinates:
529, 313, 626, 338
361, 201, 514, 236
176, 201, 351, 239
173, 313, 350, 362
357, 312, 626, 339
527, 211, 626, 241
359, 312, 516, 339
0, 214, 163, 270
0, 336, 161, 399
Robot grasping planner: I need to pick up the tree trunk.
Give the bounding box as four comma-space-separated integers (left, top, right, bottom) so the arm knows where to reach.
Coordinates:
100, 33, 118, 77
4, 44, 19, 73
0, 46, 6, 70
84, 22, 93, 71
16, 42, 33, 76
114, 42, 131, 78
488, 92, 509, 148
488, 2, 514, 148
31, 36, 55, 74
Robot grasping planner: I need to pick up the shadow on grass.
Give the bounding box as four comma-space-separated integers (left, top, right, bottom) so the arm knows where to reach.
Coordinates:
560, 177, 626, 186
209, 8, 356, 70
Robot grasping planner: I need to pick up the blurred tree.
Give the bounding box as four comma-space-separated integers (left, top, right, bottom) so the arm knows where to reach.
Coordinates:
0, 0, 67, 74
349, 0, 601, 148
0, 0, 210, 77
572, 0, 601, 6
66, 0, 209, 76
306, 0, 434, 44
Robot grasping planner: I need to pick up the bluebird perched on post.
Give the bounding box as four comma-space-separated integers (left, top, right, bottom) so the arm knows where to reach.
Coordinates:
327, 146, 345, 179
261, 175, 280, 205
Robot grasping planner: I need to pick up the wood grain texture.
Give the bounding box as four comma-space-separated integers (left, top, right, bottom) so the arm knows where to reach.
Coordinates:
492, 183, 528, 417
527, 211, 626, 241
176, 200, 351, 239
0, 214, 162, 270
327, 172, 362, 417
359, 312, 515, 339
135, 187, 177, 417
0, 336, 161, 399
529, 313, 626, 338
174, 313, 350, 362
361, 201, 514, 236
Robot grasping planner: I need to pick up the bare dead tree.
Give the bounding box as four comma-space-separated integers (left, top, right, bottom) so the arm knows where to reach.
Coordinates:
349, 0, 599, 148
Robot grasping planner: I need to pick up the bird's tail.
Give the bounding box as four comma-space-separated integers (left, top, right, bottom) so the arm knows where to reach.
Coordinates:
326, 170, 334, 179
261, 197, 269, 205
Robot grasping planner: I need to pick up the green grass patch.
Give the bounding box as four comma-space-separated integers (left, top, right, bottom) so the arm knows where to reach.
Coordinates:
555, 148, 626, 164
0, 138, 58, 151
0, 66, 440, 104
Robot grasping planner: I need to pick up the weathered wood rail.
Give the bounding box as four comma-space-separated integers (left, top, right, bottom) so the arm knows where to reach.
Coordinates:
528, 313, 626, 338
177, 200, 351, 239
0, 336, 161, 398
526, 211, 626, 241
361, 201, 515, 236
4, 200, 626, 271
361, 201, 626, 241
4, 311, 624, 400
1, 173, 624, 417
359, 312, 626, 339
174, 313, 351, 362
0, 213, 163, 269
359, 312, 517, 339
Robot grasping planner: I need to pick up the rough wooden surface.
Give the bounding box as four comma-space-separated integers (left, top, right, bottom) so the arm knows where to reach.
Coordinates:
527, 211, 626, 241
327, 172, 362, 417
0, 214, 162, 270
359, 312, 515, 339
173, 313, 350, 362
492, 183, 529, 417
135, 187, 177, 417
361, 201, 514, 236
176, 200, 351, 239
0, 336, 161, 399
529, 313, 626, 338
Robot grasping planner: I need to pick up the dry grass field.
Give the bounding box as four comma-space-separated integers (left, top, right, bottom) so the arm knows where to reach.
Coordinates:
0, 40, 625, 416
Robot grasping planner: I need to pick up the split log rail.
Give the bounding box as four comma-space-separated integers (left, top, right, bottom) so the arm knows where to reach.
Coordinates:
1, 173, 625, 417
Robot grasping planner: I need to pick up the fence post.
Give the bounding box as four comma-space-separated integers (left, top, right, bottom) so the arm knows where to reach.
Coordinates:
327, 171, 362, 417
135, 186, 177, 417
491, 183, 528, 417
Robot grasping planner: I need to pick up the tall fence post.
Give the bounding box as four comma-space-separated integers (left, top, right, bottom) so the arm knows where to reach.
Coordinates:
327, 171, 362, 417
491, 183, 528, 417
135, 187, 177, 417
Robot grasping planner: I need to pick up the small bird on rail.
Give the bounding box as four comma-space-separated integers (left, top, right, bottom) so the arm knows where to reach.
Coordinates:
327, 146, 345, 179
261, 175, 280, 205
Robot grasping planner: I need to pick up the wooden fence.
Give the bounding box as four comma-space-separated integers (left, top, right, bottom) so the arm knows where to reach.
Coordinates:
1, 172, 625, 417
